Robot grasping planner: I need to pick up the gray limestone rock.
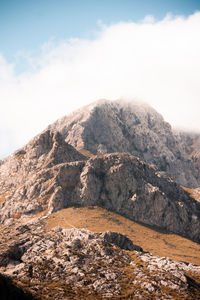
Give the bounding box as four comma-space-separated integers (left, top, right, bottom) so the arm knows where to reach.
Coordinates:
48, 99, 200, 187
0, 99, 200, 299
0, 224, 199, 299
101, 231, 143, 251
77, 154, 200, 243
0, 100, 200, 245
0, 130, 86, 220
0, 131, 200, 243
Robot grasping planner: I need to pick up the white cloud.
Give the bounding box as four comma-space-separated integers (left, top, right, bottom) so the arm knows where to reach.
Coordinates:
0, 12, 200, 158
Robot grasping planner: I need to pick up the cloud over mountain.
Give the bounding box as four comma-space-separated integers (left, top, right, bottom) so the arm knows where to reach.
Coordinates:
1, 12, 200, 158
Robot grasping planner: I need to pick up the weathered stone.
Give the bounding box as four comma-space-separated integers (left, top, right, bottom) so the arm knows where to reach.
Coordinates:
0, 133, 200, 243
48, 99, 200, 187
0, 99, 200, 299
102, 231, 143, 251
0, 225, 199, 299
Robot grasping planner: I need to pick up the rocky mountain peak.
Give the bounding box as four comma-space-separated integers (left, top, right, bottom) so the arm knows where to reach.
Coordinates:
17, 129, 86, 165
48, 99, 200, 187
0, 135, 200, 242
0, 100, 200, 299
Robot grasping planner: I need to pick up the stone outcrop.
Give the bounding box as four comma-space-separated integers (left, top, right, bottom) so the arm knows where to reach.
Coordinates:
77, 153, 200, 243
0, 131, 200, 242
48, 99, 200, 187
179, 131, 200, 178
101, 231, 143, 251
0, 222, 199, 299
0, 130, 86, 220
0, 126, 200, 242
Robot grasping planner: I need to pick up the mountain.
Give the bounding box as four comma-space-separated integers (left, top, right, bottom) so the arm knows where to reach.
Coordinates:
48, 99, 200, 188
0, 99, 200, 299
0, 128, 200, 242
179, 131, 200, 173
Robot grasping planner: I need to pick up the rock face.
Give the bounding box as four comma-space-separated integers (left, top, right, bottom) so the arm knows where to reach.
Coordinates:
179, 131, 200, 176
0, 100, 200, 299
77, 153, 200, 243
0, 222, 199, 300
0, 130, 200, 243
0, 130, 86, 220
48, 99, 200, 187
101, 231, 143, 251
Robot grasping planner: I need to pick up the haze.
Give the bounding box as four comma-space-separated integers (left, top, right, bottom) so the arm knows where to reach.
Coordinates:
0, 6, 200, 158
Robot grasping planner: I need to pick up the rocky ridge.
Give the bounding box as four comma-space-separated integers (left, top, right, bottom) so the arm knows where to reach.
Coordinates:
0, 100, 200, 299
0, 220, 199, 300
0, 130, 86, 220
48, 99, 200, 187
0, 129, 200, 243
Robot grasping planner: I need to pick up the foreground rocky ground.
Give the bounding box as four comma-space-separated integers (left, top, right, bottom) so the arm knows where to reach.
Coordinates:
0, 215, 200, 300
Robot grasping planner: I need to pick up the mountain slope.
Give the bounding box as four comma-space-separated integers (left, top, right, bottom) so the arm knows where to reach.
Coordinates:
45, 206, 200, 265
48, 99, 200, 187
0, 129, 200, 243
0, 100, 200, 299
0, 218, 200, 300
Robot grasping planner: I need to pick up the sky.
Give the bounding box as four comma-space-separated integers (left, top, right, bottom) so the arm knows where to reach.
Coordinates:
0, 0, 200, 159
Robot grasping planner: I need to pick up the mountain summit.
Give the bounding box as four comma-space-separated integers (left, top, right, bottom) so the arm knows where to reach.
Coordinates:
0, 104, 200, 242
48, 99, 200, 187
0, 99, 200, 299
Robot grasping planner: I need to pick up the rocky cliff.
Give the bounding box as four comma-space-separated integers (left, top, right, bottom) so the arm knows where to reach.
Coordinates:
1, 100, 200, 299
48, 99, 200, 187
0, 129, 200, 244
0, 130, 86, 220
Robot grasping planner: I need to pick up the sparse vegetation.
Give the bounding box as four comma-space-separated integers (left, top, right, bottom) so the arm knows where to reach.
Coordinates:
77, 148, 94, 158
45, 206, 200, 265
0, 101, 200, 299
182, 186, 200, 201
0, 191, 10, 205
15, 153, 25, 161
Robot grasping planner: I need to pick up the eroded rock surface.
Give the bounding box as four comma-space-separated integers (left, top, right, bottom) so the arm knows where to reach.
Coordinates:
0, 130, 200, 243
101, 231, 143, 251
48, 99, 200, 187
0, 111, 200, 299
0, 223, 199, 300
78, 154, 200, 243
0, 130, 86, 221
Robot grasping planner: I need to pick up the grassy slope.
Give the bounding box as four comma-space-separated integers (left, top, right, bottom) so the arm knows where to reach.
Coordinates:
45, 206, 200, 265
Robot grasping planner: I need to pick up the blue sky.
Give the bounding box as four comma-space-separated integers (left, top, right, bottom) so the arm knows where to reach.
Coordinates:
0, 0, 200, 158
1, 0, 200, 71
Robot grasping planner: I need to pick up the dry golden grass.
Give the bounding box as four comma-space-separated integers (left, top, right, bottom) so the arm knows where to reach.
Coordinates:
45, 206, 200, 265
182, 186, 200, 201
76, 148, 94, 158
15, 153, 25, 161
0, 191, 10, 205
